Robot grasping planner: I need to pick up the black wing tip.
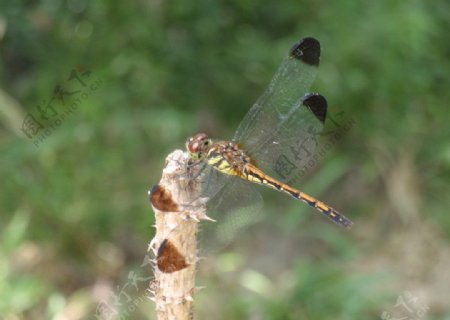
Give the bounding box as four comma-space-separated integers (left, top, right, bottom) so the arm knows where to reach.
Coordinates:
289, 37, 321, 66
302, 93, 327, 123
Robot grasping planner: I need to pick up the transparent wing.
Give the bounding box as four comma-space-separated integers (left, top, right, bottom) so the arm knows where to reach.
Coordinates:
233, 38, 325, 184
248, 95, 326, 186
198, 172, 263, 254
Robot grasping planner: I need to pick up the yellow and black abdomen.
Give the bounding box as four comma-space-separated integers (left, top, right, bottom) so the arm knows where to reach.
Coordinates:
242, 163, 353, 228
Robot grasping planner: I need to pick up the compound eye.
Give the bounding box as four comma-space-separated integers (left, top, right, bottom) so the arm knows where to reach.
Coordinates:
188, 141, 200, 153
186, 132, 209, 156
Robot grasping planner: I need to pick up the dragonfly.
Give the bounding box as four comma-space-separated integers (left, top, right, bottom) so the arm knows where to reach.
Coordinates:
185, 37, 352, 246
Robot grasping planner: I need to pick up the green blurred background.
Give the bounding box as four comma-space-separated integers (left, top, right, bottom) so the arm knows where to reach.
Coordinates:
1, 0, 450, 319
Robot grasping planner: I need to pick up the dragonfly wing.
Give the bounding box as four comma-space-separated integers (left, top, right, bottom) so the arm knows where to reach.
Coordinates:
249, 94, 326, 185
233, 37, 325, 184
233, 37, 320, 147
198, 164, 229, 201
199, 176, 263, 254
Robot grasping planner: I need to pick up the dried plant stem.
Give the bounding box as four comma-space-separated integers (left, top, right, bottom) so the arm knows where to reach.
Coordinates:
148, 150, 209, 320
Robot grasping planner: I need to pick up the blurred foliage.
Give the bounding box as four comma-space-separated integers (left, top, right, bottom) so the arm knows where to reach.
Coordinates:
1, 0, 450, 319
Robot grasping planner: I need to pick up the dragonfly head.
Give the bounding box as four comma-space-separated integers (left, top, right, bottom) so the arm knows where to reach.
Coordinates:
186, 132, 211, 160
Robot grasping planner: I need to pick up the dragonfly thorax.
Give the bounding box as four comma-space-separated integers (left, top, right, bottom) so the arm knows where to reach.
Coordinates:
186, 132, 212, 160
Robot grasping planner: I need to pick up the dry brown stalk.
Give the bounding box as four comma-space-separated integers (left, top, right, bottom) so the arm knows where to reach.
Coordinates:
148, 150, 210, 320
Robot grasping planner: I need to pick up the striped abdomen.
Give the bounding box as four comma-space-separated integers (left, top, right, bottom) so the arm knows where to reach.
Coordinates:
241, 164, 353, 229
